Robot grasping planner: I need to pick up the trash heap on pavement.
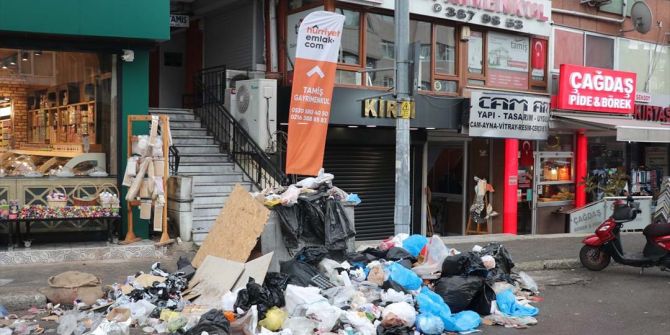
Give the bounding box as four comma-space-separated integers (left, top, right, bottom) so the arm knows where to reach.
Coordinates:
0, 178, 541, 335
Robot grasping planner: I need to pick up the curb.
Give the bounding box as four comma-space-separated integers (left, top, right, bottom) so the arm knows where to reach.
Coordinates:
516, 258, 581, 271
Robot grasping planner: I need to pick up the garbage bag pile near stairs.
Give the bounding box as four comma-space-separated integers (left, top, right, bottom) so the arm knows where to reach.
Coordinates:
10, 235, 541, 335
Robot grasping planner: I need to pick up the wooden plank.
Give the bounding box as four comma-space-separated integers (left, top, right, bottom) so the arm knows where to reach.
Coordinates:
192, 184, 270, 267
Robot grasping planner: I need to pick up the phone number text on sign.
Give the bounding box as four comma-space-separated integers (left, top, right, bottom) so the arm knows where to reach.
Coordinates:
431, 4, 524, 30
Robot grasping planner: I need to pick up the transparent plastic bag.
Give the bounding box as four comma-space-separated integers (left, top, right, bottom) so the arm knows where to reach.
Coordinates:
413, 235, 449, 278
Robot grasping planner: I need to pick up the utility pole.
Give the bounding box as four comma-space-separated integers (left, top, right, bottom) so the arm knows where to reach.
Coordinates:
394, 0, 411, 235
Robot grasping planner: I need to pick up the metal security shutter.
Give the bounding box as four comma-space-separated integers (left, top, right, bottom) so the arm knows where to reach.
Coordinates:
323, 145, 395, 240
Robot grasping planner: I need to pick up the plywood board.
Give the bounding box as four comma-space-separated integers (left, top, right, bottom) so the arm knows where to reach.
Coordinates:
232, 252, 274, 291
192, 184, 270, 267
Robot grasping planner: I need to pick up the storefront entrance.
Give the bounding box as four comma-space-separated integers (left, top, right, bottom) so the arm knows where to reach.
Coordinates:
427, 141, 466, 236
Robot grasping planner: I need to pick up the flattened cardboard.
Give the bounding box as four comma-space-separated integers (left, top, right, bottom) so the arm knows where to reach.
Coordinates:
192, 184, 270, 267
185, 253, 274, 306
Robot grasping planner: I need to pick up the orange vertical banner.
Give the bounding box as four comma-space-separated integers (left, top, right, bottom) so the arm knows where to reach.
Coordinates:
285, 11, 345, 176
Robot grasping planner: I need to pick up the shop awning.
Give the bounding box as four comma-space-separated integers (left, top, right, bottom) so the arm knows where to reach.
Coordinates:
552, 113, 670, 143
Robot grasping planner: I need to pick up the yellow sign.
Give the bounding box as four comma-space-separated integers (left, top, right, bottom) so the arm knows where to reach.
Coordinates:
363, 99, 415, 119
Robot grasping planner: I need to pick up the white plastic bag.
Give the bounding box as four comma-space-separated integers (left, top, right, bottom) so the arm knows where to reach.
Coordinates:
381, 302, 416, 327
280, 185, 301, 206
381, 288, 414, 304
344, 311, 376, 335
285, 285, 328, 317
412, 235, 449, 278
518, 271, 539, 294
221, 288, 242, 311
481, 255, 496, 270
282, 317, 318, 335
306, 304, 342, 332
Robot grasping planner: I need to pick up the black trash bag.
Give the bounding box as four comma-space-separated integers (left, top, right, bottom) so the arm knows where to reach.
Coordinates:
360, 247, 389, 259
376, 325, 413, 335
382, 279, 410, 294
324, 198, 356, 250
234, 278, 273, 318
294, 246, 330, 265
464, 252, 488, 277
481, 242, 515, 274
176, 256, 196, 281
184, 309, 230, 335
434, 276, 485, 313
299, 198, 326, 245
441, 254, 469, 277
467, 282, 496, 316
347, 252, 379, 265
263, 272, 290, 308
280, 260, 320, 287
274, 205, 302, 249
386, 247, 416, 269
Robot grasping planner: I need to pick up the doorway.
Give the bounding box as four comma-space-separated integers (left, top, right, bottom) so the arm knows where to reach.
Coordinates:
427, 142, 466, 235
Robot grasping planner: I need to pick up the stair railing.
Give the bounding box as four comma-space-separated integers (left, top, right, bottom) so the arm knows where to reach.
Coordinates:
193, 65, 288, 189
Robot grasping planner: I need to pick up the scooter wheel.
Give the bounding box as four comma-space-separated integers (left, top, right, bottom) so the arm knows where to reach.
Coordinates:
580, 245, 611, 271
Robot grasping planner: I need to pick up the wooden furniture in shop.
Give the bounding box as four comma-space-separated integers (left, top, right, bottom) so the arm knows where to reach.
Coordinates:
27, 101, 96, 145
123, 115, 172, 246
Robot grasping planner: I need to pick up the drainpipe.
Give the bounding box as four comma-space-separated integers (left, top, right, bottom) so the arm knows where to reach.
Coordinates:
552, 0, 627, 25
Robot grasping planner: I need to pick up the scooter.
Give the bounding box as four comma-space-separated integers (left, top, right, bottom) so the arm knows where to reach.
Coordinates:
580, 196, 670, 272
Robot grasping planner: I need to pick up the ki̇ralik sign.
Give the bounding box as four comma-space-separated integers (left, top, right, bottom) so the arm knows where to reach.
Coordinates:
411, 0, 551, 36
556, 64, 637, 115
468, 90, 550, 140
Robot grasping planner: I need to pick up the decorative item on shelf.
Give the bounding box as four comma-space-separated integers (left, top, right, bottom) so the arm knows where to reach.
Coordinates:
72, 182, 99, 206
0, 200, 9, 219
8, 200, 19, 219
98, 183, 120, 209
46, 187, 68, 208
558, 166, 571, 181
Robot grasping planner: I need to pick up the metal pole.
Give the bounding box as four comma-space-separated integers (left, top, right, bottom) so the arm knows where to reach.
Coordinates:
394, 0, 411, 234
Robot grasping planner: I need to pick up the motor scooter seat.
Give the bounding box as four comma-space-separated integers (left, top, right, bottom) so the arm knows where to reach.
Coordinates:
643, 223, 670, 238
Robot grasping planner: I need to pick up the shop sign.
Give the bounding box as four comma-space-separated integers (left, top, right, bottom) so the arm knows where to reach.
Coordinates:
556, 64, 637, 115
468, 91, 550, 140
363, 98, 416, 119
487, 32, 529, 89
634, 104, 670, 122
410, 0, 551, 36
636, 92, 652, 104
286, 11, 345, 176
569, 201, 605, 233
170, 15, 190, 28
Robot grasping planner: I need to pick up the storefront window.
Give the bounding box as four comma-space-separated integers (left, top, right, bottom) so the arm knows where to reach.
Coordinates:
619, 39, 651, 91
336, 70, 362, 85
435, 25, 456, 75
540, 134, 573, 152
0, 48, 114, 177
553, 29, 584, 70
337, 9, 360, 65
649, 46, 670, 95
412, 20, 432, 90
585, 34, 614, 69
433, 79, 457, 93
468, 31, 483, 75
486, 32, 529, 90
365, 13, 394, 87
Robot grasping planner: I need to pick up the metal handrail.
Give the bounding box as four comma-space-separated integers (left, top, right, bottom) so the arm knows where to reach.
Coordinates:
193, 66, 288, 189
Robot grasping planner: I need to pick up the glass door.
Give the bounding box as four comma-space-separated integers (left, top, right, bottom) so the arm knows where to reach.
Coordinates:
427, 142, 466, 235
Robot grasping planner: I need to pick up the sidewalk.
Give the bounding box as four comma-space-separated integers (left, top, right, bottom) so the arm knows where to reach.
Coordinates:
0, 233, 647, 311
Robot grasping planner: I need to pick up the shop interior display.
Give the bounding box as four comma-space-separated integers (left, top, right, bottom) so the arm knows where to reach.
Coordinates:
536, 153, 575, 204
583, 168, 628, 202
653, 178, 670, 224
466, 177, 497, 234
0, 98, 11, 151
630, 167, 663, 196
122, 115, 172, 246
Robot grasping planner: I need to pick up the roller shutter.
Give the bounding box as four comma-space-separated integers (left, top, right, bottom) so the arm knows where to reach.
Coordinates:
323, 145, 395, 240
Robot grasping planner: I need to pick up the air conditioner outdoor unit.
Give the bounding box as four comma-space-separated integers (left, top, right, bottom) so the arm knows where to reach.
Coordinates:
223, 88, 238, 117
580, 0, 612, 6
226, 69, 265, 89
234, 79, 277, 153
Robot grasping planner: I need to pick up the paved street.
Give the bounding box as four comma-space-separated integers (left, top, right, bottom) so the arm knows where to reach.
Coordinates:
485, 267, 670, 335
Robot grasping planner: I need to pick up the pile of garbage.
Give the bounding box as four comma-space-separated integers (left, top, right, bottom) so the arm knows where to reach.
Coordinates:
0, 234, 541, 335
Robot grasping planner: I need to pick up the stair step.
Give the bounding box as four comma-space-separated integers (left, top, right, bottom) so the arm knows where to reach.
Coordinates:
151, 112, 197, 121
149, 108, 193, 114
171, 128, 209, 136
178, 163, 237, 174
194, 195, 229, 206
172, 136, 215, 145
171, 120, 203, 129
184, 173, 248, 183
176, 144, 222, 154
194, 182, 254, 193
179, 155, 230, 163
193, 205, 225, 217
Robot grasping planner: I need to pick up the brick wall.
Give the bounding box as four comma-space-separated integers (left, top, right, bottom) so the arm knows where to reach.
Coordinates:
0, 76, 29, 145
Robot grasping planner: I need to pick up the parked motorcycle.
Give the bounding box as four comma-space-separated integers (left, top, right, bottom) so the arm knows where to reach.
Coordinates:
580, 196, 670, 272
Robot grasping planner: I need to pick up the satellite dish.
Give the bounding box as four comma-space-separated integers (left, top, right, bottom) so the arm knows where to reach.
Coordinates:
630, 1, 653, 34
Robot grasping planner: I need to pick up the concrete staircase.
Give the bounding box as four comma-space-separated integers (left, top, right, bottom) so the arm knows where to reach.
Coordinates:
149, 108, 255, 244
